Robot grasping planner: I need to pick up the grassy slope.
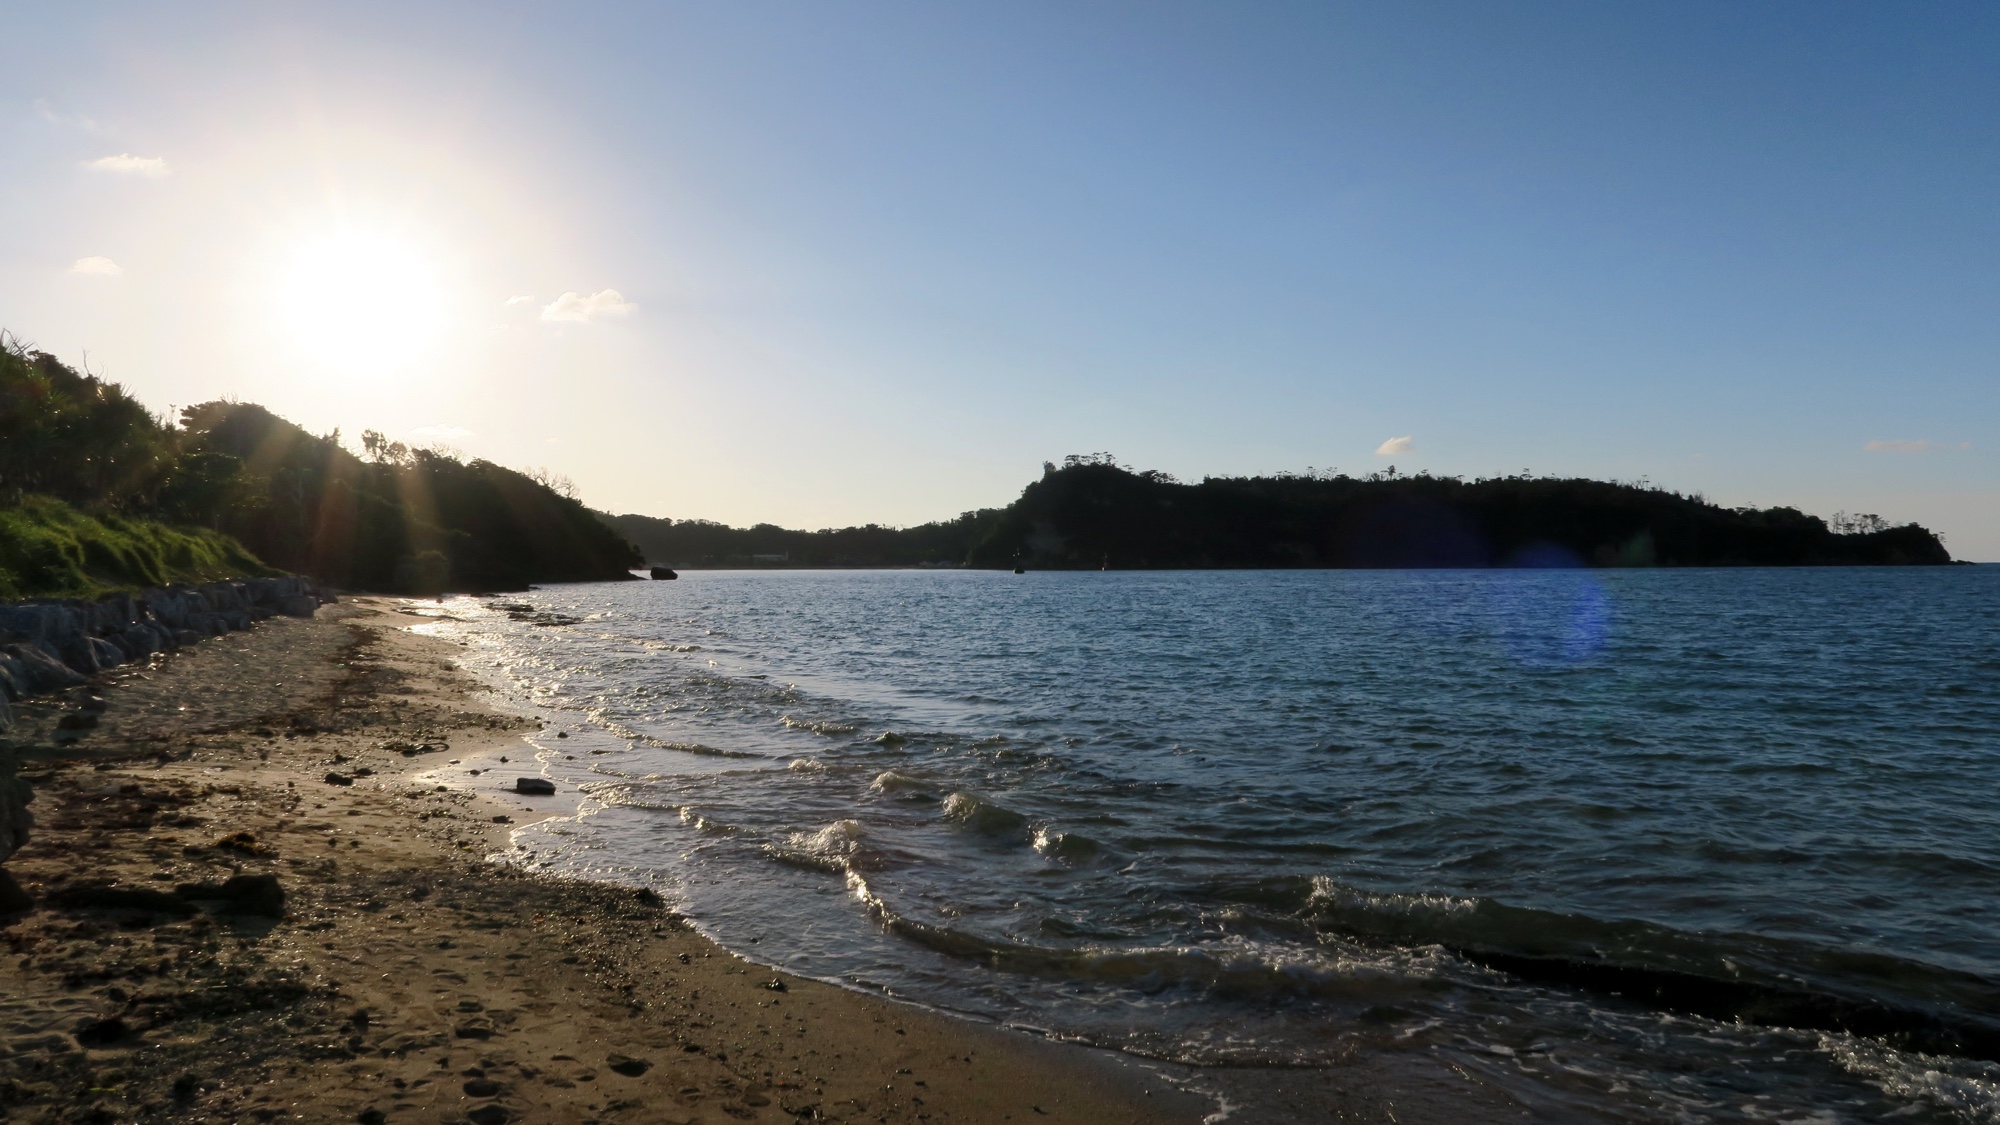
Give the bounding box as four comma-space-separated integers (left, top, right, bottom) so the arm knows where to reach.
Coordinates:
0, 495, 271, 600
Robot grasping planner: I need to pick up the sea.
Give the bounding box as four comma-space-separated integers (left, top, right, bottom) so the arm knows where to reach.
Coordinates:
404, 566, 2000, 1123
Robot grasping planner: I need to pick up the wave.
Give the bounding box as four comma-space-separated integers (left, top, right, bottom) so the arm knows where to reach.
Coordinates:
583, 786, 744, 831
820, 853, 2000, 1067
677, 807, 737, 835
781, 715, 860, 737
1031, 826, 1101, 861
817, 863, 2000, 1069
1820, 1032, 2000, 1123
941, 791, 1028, 835
868, 770, 928, 796
761, 818, 931, 875
766, 819, 871, 873
603, 726, 762, 758
836, 872, 1448, 1028
1300, 876, 2000, 1063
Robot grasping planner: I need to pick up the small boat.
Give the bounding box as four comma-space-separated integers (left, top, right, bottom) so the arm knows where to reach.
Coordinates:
650, 566, 678, 580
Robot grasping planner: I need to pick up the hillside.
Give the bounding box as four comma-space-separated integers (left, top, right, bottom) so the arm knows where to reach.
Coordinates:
0, 337, 640, 595
0, 495, 271, 600
611, 457, 1951, 570
967, 459, 1951, 569
181, 402, 640, 591
603, 510, 1002, 569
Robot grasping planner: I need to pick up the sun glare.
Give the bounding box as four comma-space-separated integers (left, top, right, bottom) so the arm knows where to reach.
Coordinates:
277, 229, 442, 372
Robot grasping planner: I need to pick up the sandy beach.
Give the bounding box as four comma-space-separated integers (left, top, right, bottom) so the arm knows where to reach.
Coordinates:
0, 600, 1215, 1125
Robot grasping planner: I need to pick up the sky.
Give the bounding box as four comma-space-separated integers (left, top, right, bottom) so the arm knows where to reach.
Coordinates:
4, 2, 1996, 557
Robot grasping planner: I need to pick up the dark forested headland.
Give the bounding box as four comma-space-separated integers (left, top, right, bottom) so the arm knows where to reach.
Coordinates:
609, 455, 1952, 570
0, 340, 638, 597
1, 335, 1952, 598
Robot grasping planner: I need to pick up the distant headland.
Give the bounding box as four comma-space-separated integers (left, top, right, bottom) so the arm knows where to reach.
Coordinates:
0, 337, 1952, 601
609, 454, 1952, 570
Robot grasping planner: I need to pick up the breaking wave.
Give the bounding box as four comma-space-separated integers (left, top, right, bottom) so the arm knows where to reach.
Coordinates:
766, 819, 875, 873
1301, 876, 2000, 1062
940, 791, 1029, 835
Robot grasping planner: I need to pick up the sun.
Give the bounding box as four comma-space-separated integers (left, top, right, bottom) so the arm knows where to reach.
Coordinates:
277, 229, 443, 372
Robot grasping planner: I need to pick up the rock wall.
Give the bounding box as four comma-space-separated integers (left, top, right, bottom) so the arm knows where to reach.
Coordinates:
0, 575, 333, 867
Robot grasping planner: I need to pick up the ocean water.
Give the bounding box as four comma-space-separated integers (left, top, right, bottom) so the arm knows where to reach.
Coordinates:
409, 567, 2000, 1122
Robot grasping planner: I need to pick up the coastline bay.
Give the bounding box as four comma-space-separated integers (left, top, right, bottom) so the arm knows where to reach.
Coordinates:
8, 7, 1998, 1123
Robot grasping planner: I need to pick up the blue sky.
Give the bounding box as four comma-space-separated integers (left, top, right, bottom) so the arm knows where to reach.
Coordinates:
5, 2, 1996, 556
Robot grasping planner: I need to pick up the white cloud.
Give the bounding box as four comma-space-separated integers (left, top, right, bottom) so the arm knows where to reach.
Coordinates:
504, 295, 535, 305
408, 424, 474, 443
69, 256, 122, 276
83, 153, 171, 177
541, 288, 634, 322
1375, 435, 1414, 456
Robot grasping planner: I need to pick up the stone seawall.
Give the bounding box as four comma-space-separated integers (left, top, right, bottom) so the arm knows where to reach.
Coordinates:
0, 575, 332, 866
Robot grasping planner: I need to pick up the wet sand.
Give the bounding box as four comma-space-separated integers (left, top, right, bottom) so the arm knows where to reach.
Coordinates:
0, 600, 1211, 1124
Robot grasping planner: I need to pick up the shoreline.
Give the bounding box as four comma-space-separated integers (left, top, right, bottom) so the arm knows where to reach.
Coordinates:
0, 599, 1217, 1125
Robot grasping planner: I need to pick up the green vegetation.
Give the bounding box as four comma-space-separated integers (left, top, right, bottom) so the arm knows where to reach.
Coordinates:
0, 337, 178, 513
181, 403, 641, 591
0, 335, 641, 596
0, 495, 270, 600
964, 458, 1951, 568
609, 455, 1952, 570
604, 510, 1003, 569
